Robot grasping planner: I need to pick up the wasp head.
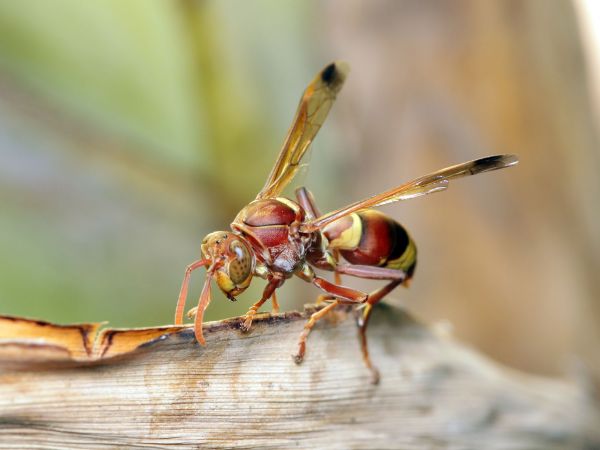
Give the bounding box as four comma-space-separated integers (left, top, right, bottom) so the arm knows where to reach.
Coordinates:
201, 231, 255, 299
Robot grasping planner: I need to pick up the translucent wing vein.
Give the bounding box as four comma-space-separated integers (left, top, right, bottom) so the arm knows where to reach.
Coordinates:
256, 61, 350, 200
304, 154, 518, 231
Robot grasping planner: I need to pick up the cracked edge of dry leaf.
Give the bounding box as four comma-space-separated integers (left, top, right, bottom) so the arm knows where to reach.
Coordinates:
0, 305, 332, 364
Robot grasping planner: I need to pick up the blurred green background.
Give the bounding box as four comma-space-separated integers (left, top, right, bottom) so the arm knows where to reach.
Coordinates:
0, 0, 342, 326
1, 0, 599, 380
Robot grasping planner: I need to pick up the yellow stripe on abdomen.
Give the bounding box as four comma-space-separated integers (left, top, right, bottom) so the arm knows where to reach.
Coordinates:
385, 236, 417, 273
324, 213, 363, 250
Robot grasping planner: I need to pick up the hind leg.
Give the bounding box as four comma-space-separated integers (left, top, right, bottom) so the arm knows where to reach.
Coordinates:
336, 264, 408, 384
358, 278, 404, 384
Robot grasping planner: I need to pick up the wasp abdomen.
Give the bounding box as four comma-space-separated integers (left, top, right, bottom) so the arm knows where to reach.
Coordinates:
323, 209, 417, 277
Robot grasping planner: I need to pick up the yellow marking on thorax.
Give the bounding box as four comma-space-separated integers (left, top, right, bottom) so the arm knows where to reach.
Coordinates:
386, 237, 417, 272
275, 197, 301, 214
328, 213, 362, 250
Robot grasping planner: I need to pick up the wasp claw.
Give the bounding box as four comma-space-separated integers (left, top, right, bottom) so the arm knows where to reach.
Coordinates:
293, 341, 306, 365
240, 312, 255, 333
186, 306, 198, 319
369, 368, 381, 385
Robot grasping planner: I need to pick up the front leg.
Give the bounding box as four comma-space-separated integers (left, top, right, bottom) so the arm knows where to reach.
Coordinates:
240, 274, 283, 333
174, 259, 209, 325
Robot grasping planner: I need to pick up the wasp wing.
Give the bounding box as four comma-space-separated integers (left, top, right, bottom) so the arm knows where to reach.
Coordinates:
255, 61, 349, 200
302, 154, 518, 232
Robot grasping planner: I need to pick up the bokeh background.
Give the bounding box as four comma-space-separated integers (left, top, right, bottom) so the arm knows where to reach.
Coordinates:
1, 0, 599, 381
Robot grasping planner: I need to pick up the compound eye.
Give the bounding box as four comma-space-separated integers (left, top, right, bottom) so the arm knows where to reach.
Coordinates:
228, 241, 251, 285
231, 241, 245, 261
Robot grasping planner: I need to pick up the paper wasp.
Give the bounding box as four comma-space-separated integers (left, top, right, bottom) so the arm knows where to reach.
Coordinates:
175, 61, 518, 383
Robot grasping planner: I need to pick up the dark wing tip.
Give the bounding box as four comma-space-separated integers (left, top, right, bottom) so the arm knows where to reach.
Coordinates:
320, 61, 350, 90
321, 63, 337, 84
470, 154, 519, 174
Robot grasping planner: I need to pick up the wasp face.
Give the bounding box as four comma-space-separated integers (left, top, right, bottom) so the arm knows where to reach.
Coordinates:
200, 231, 254, 299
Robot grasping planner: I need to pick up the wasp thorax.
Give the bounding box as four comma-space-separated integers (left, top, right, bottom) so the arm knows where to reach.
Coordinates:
200, 231, 254, 298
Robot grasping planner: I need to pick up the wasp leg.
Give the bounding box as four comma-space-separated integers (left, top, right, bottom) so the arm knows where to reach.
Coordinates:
271, 291, 280, 314
296, 187, 344, 292
295, 187, 321, 219
240, 275, 282, 333
336, 264, 408, 384
315, 253, 341, 305
334, 254, 342, 285
315, 294, 335, 305
240, 298, 268, 332
294, 299, 340, 364
336, 263, 407, 282
186, 305, 198, 319
313, 253, 343, 305
187, 291, 278, 321
294, 272, 367, 364
360, 279, 405, 384
175, 259, 209, 325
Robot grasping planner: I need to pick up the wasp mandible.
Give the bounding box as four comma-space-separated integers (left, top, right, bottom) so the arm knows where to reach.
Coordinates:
175, 61, 518, 383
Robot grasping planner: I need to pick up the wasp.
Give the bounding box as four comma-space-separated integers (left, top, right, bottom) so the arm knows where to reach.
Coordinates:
175, 61, 518, 383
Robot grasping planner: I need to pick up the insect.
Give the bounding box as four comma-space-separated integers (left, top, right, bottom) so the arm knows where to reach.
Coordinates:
175, 61, 518, 383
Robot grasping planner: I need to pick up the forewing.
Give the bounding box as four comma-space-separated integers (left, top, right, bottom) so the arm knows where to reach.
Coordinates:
303, 154, 518, 231
256, 61, 349, 200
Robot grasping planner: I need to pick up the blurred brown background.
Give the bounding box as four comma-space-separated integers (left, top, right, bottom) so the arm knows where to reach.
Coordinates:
0, 0, 598, 381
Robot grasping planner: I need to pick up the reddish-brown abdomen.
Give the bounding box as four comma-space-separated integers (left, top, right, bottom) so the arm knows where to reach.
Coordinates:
324, 209, 416, 274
